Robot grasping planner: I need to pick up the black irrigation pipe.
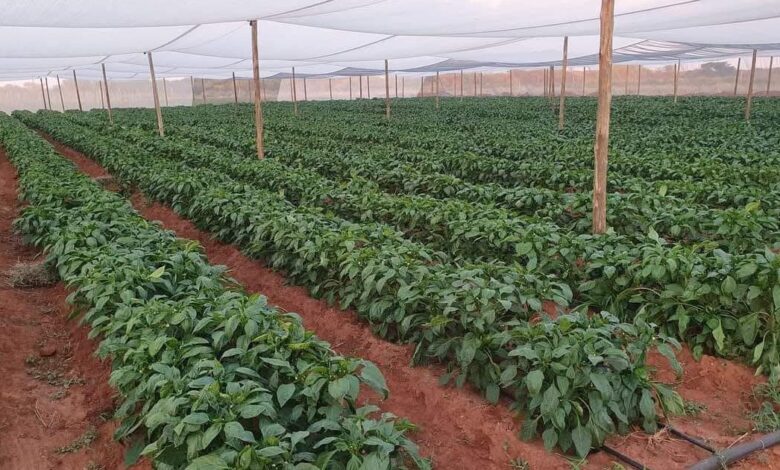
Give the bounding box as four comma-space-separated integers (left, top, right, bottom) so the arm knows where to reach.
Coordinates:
688, 430, 780, 470
600, 444, 650, 470
662, 424, 717, 453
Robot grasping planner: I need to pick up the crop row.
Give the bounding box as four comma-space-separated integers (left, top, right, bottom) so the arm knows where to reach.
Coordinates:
0, 112, 430, 469
53, 108, 780, 379
18, 109, 684, 457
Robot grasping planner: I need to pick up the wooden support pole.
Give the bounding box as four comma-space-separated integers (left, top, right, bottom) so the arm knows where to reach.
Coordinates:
250, 19, 264, 158
551, 65, 556, 97
39, 77, 48, 110
480, 72, 483, 97
99, 81, 105, 109
359, 75, 363, 98
460, 70, 464, 100
624, 65, 629, 95
72, 70, 83, 111
673, 61, 679, 103
367, 75, 371, 99
420, 76, 424, 97
473, 72, 477, 96
582, 67, 586, 96
402, 77, 405, 98
767, 56, 774, 95
592, 0, 614, 235
44, 77, 53, 111
734, 57, 741, 96
384, 59, 391, 119
745, 48, 758, 121
543, 68, 548, 97
349, 76, 353, 100
509, 70, 513, 96
201, 78, 206, 103
162, 77, 169, 107
146, 52, 164, 136
291, 67, 299, 116
232, 72, 239, 103
435, 71, 440, 110
637, 65, 642, 95
190, 76, 195, 104
395, 74, 398, 98
101, 64, 112, 123
56, 75, 65, 111
558, 36, 569, 130
329, 79, 333, 100
303, 77, 308, 101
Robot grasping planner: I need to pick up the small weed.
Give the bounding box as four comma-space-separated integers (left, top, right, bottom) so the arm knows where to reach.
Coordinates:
509, 457, 529, 470
55, 426, 98, 454
5, 261, 57, 288
750, 377, 780, 432
683, 400, 707, 416
606, 463, 626, 470
25, 354, 40, 366
85, 462, 105, 470
50, 389, 68, 400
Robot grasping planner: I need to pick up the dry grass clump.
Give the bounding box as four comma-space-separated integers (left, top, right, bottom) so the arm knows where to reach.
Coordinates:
5, 260, 57, 287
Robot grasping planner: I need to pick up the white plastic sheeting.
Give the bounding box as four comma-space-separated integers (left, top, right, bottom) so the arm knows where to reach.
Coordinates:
0, 0, 777, 80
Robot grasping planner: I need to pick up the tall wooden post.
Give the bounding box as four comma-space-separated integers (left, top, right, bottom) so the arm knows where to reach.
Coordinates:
101, 64, 113, 123
767, 56, 774, 95
359, 75, 363, 98
745, 49, 758, 121
162, 78, 169, 106
551, 66, 555, 97
250, 20, 264, 158
384, 60, 391, 119
201, 78, 206, 103
473, 72, 477, 96
232, 72, 239, 103
395, 74, 398, 97
734, 58, 741, 96
435, 71, 440, 110
72, 70, 83, 111
291, 67, 299, 116
402, 77, 405, 98
303, 77, 308, 101
582, 67, 586, 96
637, 65, 642, 95
480, 72, 483, 96
420, 76, 424, 97
44, 77, 53, 111
190, 76, 196, 104
329, 79, 333, 100
367, 75, 371, 99
543, 68, 548, 97
146, 52, 164, 136
558, 36, 569, 130
56, 75, 65, 111
99, 81, 105, 109
624, 65, 629, 95
349, 76, 353, 99
460, 70, 464, 100
673, 61, 679, 103
592, 0, 614, 235
38, 78, 47, 110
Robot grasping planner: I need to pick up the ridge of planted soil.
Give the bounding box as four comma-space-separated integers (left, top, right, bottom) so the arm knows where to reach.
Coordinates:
0, 147, 148, 470
45, 133, 780, 470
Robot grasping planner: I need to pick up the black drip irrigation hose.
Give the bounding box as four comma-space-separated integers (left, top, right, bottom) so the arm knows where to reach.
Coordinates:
663, 424, 716, 453
600, 444, 650, 470
688, 430, 780, 470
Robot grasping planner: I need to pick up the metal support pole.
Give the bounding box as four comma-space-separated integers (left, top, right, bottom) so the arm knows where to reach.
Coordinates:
72, 70, 82, 111
592, 0, 614, 235
146, 51, 164, 136
101, 64, 112, 123
250, 19, 264, 158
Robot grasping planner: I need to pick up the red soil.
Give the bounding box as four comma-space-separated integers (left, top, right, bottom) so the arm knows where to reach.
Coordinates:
0, 148, 149, 470
48, 134, 780, 469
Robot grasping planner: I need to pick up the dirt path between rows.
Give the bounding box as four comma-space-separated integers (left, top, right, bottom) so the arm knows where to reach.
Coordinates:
0, 147, 148, 470
44, 132, 780, 470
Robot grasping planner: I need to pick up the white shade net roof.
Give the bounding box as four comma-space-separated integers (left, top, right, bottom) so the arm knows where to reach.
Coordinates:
0, 0, 778, 81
